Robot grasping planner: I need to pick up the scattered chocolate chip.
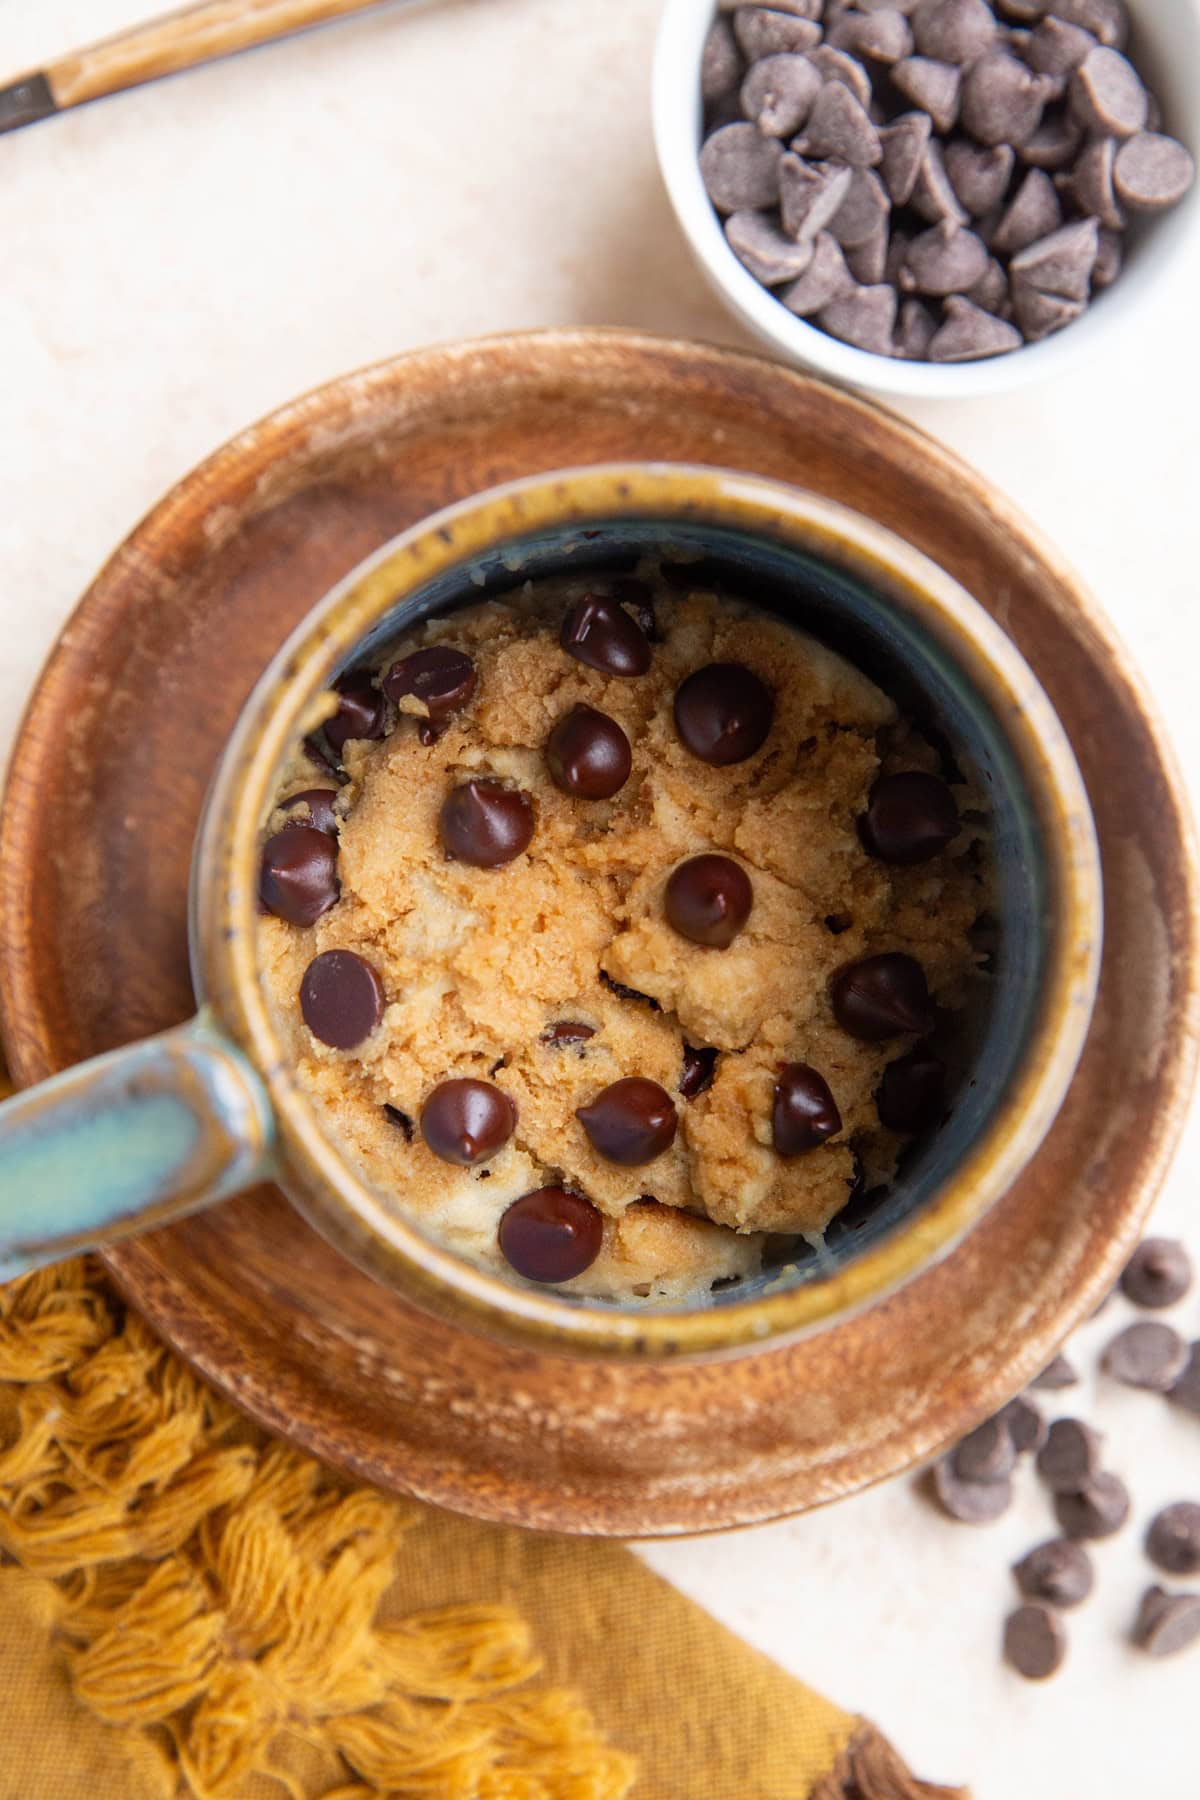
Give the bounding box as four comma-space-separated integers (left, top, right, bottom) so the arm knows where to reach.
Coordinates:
1004, 1603, 1067, 1679
1170, 1342, 1200, 1417
674, 662, 774, 765
560, 594, 652, 678
577, 1077, 678, 1166
1133, 1587, 1200, 1659
279, 788, 340, 834
726, 209, 816, 285
700, 121, 784, 211
546, 704, 632, 800
831, 952, 933, 1041
499, 1187, 604, 1283
772, 1063, 842, 1155
664, 854, 754, 949
440, 779, 534, 867
299, 949, 384, 1050
956, 1416, 1017, 1482
421, 1078, 517, 1166
325, 676, 387, 754
679, 1044, 720, 1100
741, 51, 822, 138
1013, 1539, 1094, 1608
1121, 1238, 1193, 1309
933, 1454, 1013, 1523
998, 1395, 1047, 1455
1103, 1320, 1189, 1393
876, 1044, 946, 1132
382, 646, 478, 739
383, 1103, 414, 1141
1113, 131, 1197, 212
1031, 1352, 1079, 1391
1146, 1503, 1200, 1578
1037, 1418, 1102, 1492
1055, 1471, 1131, 1540
859, 769, 959, 863
259, 826, 340, 926
541, 1020, 596, 1047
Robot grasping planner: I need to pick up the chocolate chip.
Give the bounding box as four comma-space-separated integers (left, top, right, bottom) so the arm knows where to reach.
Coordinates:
741, 52, 821, 138
1146, 1504, 1200, 1577
879, 112, 933, 205
383, 646, 478, 738
945, 139, 1015, 215
956, 1416, 1017, 1482
859, 769, 959, 863
259, 826, 340, 926
989, 167, 1063, 254
831, 952, 933, 1041
560, 594, 651, 678
1037, 1418, 1102, 1492
1069, 46, 1146, 138
779, 154, 856, 242
1027, 16, 1096, 77
780, 230, 856, 314
420, 1078, 516, 1166
499, 1187, 604, 1283
876, 1044, 946, 1131
819, 283, 898, 353
911, 140, 970, 225
279, 788, 340, 834
998, 1395, 1047, 1454
610, 575, 658, 640
846, 222, 890, 285
1031, 1352, 1079, 1391
383, 1102, 414, 1141
1004, 1603, 1067, 1679
772, 1063, 842, 1155
440, 779, 534, 867
912, 0, 997, 65
930, 295, 1023, 361
664, 854, 753, 948
902, 220, 989, 295
299, 949, 384, 1049
577, 1077, 678, 1166
546, 704, 632, 800
1133, 1587, 1200, 1659
541, 1020, 596, 1047
1012, 284, 1083, 342
674, 663, 774, 765
1068, 135, 1124, 229
1103, 1321, 1189, 1392
733, 8, 823, 58
1019, 109, 1083, 171
304, 732, 344, 780
892, 56, 962, 133
961, 50, 1055, 147
897, 297, 937, 358
1013, 1539, 1094, 1608
1010, 217, 1098, 299
830, 169, 891, 249
726, 210, 816, 285
1055, 1471, 1131, 1541
829, 7, 914, 63
679, 1044, 719, 1100
701, 16, 742, 103
794, 81, 883, 167
1121, 1237, 1193, 1309
325, 676, 386, 753
932, 1455, 1013, 1523
1113, 132, 1197, 212
1052, 0, 1128, 49
700, 121, 784, 212
599, 971, 661, 1011
807, 44, 874, 110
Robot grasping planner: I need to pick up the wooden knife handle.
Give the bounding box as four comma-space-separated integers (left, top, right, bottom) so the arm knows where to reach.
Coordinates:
44, 0, 391, 110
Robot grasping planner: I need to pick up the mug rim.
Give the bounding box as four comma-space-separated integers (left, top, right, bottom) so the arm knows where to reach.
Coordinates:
194, 463, 1103, 1359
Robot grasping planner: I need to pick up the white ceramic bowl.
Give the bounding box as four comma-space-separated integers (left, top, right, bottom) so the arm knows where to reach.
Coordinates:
653, 0, 1200, 398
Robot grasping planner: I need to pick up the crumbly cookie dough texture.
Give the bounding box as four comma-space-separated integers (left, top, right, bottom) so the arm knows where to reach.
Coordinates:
260, 572, 986, 1302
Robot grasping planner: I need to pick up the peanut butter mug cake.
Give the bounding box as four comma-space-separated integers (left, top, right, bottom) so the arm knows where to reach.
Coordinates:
258, 563, 989, 1304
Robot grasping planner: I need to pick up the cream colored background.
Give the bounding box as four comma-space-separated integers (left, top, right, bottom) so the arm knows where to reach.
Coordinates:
2, 2, 1198, 1795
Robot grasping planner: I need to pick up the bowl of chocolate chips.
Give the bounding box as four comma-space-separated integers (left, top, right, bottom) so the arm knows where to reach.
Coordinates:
654, 0, 1199, 393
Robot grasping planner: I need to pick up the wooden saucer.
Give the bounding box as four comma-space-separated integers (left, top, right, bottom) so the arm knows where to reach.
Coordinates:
1, 332, 1195, 1536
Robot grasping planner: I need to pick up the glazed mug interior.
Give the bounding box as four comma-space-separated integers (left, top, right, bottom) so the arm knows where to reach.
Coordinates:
187, 463, 1102, 1358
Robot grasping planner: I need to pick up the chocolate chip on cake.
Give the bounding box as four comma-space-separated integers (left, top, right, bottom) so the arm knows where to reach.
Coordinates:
773, 1063, 842, 1154
561, 594, 652, 677
1133, 1587, 1200, 1659
546, 704, 633, 800
1013, 1539, 1094, 1608
1146, 1504, 1200, 1578
577, 1078, 679, 1166
665, 854, 754, 948
831, 953, 934, 1041
299, 949, 384, 1050
279, 788, 340, 834
674, 662, 774, 764
440, 779, 535, 867
1004, 1603, 1067, 1679
1102, 1321, 1189, 1393
876, 1044, 946, 1131
325, 676, 387, 754
679, 1044, 719, 1100
860, 770, 960, 862
542, 1021, 597, 1048
259, 826, 339, 926
383, 646, 477, 741
1121, 1238, 1193, 1309
499, 1187, 604, 1283
421, 1079, 517, 1167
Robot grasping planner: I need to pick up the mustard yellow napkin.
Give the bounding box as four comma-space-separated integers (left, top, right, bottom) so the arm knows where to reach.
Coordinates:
0, 1255, 966, 1800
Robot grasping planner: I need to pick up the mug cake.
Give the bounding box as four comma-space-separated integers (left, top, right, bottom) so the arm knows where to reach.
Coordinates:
258, 562, 990, 1303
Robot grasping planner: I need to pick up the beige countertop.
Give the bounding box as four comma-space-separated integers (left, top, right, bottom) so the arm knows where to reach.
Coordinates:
3, 3, 1198, 1794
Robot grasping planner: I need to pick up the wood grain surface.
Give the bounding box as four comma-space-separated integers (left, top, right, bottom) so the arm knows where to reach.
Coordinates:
0, 331, 1195, 1536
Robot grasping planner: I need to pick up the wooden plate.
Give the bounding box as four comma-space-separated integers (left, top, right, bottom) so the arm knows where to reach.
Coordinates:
1, 331, 1195, 1536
